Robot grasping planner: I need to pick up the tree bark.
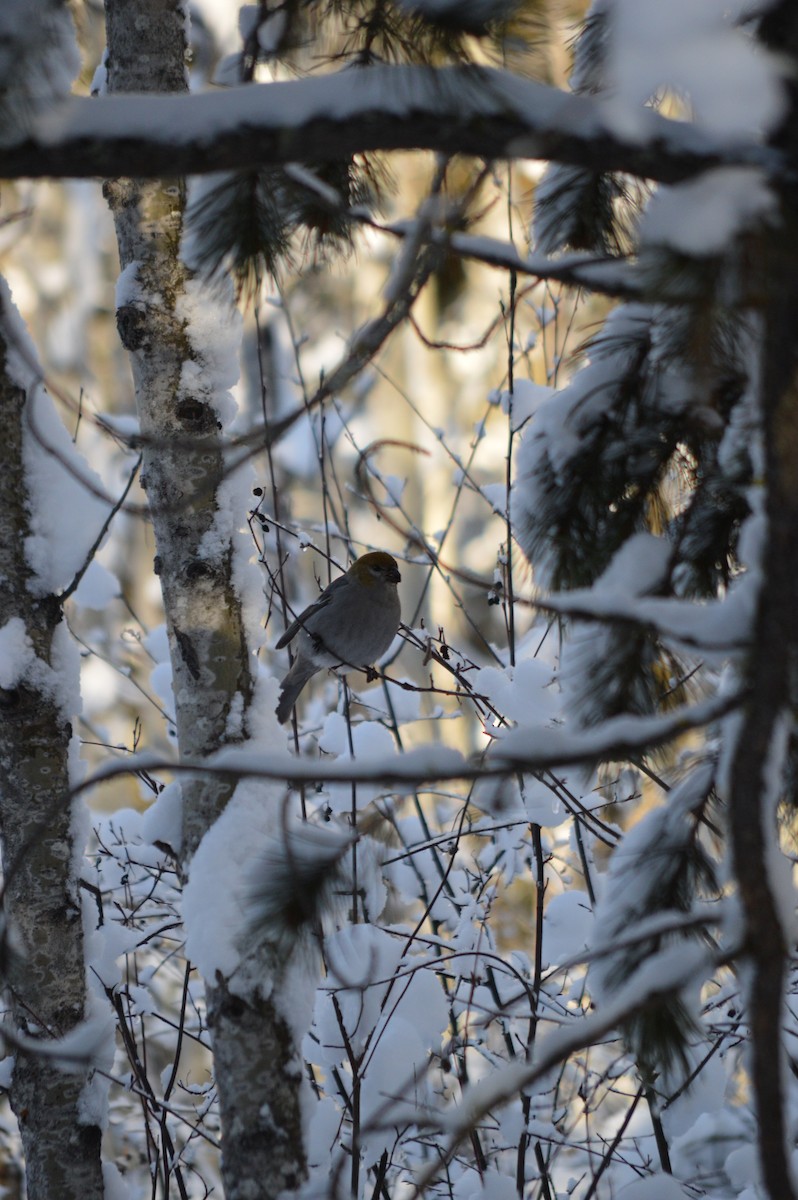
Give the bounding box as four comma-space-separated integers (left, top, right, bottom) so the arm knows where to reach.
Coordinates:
103, 0, 252, 859
103, 2, 307, 1195
0, 294, 104, 1200
726, 10, 798, 1197
726, 250, 798, 1200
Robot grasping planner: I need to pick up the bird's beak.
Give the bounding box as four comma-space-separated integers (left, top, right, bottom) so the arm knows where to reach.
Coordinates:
387, 566, 401, 583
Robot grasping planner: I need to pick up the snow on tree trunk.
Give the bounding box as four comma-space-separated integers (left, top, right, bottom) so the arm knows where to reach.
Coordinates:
0, 293, 104, 1200
103, 2, 307, 1196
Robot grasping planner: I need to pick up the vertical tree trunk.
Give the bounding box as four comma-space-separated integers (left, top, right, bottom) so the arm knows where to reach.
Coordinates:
726, 246, 798, 1200
727, 9, 798, 1197
102, 0, 249, 858
103, 3, 308, 1195
0, 295, 104, 1200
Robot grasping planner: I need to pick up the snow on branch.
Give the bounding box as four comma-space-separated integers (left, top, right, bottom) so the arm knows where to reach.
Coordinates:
446, 232, 641, 298
409, 939, 733, 1197
70, 689, 743, 797
3, 64, 779, 184
527, 582, 755, 653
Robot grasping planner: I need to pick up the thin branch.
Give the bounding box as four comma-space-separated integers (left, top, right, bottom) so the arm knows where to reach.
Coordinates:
407, 943, 735, 1199
60, 454, 142, 602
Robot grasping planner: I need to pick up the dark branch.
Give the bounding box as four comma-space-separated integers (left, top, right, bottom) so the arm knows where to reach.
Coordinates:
4, 65, 777, 184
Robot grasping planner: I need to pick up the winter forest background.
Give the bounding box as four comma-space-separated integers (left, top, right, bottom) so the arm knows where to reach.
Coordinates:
1, 1, 798, 1198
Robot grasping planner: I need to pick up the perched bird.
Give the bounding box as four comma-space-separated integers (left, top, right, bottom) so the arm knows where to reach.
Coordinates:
275, 551, 402, 724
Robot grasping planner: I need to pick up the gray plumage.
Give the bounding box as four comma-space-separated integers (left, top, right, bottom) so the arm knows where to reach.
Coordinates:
275, 552, 401, 724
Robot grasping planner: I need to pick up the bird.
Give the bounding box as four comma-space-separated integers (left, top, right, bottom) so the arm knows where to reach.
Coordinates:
275, 551, 402, 725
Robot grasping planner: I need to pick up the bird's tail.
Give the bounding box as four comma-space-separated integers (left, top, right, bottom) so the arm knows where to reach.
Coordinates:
276, 658, 318, 724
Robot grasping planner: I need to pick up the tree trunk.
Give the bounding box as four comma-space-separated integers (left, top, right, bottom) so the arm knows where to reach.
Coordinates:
103, 2, 308, 1194
726, 8, 798, 1197
0, 292, 104, 1200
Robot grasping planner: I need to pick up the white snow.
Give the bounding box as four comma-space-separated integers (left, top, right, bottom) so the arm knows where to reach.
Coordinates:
143, 623, 170, 663
47, 991, 116, 1076
102, 1162, 133, 1200
141, 781, 183, 852
475, 658, 557, 726
0, 617, 37, 690
21, 384, 109, 594
616, 1174, 690, 1200
724, 1143, 761, 1192
114, 260, 145, 309
542, 890, 593, 963
149, 661, 175, 717
669, 1108, 751, 1186
1, 279, 108, 597
319, 715, 398, 810
502, 379, 553, 431
204, 725, 467, 792
3, 15, 784, 1194
309, 923, 447, 1160
193, 0, 242, 50
493, 693, 733, 772
85, 906, 142, 991
73, 559, 120, 609
0, 615, 82, 722
182, 778, 282, 980
593, 531, 670, 595
609, 0, 784, 138
181, 760, 338, 1046
661, 1043, 726, 1138
541, 572, 757, 656
175, 275, 241, 429
642, 168, 777, 257
441, 937, 713, 1142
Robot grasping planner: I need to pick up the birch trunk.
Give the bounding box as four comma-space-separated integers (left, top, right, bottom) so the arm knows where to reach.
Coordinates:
103, 2, 307, 1194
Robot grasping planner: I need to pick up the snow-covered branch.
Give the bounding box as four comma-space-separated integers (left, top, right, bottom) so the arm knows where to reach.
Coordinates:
409, 940, 734, 1199
4, 65, 777, 184
527, 582, 755, 653
447, 233, 641, 298
69, 690, 743, 798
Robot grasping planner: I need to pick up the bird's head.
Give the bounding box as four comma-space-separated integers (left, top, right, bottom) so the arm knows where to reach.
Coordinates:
349, 551, 402, 586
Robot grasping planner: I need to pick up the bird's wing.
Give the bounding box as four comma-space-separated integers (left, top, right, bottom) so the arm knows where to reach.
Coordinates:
274, 574, 348, 649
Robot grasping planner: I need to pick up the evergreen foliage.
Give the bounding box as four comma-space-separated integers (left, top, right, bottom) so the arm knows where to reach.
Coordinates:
515, 303, 752, 596
186, 0, 546, 288
188, 169, 296, 294
514, 0, 781, 1102
245, 820, 356, 944
589, 759, 720, 1080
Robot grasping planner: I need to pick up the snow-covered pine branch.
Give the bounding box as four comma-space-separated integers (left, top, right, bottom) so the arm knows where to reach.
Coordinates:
3, 64, 779, 185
